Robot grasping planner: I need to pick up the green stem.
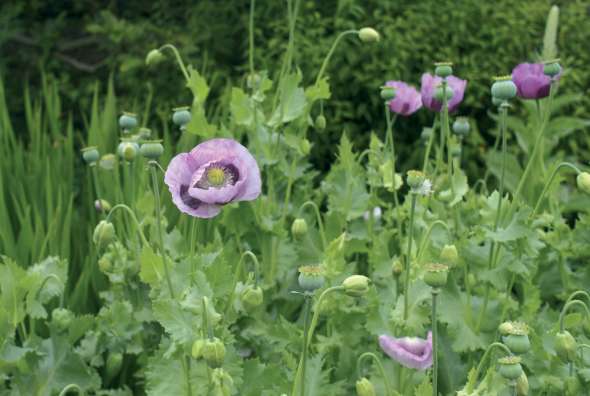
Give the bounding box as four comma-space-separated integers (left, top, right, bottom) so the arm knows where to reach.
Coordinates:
224, 251, 261, 315
385, 107, 403, 242
432, 290, 439, 396
280, 156, 298, 226
106, 204, 150, 246
58, 384, 84, 396
248, 0, 256, 75
300, 296, 312, 396
441, 80, 453, 182
559, 300, 590, 332
403, 194, 418, 320
356, 352, 393, 396
159, 44, 190, 82
466, 342, 513, 392
149, 163, 175, 299
314, 30, 358, 86
416, 220, 451, 263
531, 162, 582, 218
422, 118, 438, 172
297, 201, 327, 250
189, 217, 198, 257
180, 357, 193, 396
565, 290, 590, 308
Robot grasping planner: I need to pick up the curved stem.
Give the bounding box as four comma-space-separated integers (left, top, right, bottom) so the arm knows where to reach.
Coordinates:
149, 163, 175, 299
159, 44, 190, 82
105, 204, 149, 246
416, 220, 451, 263
432, 290, 439, 396
297, 201, 327, 250
180, 357, 193, 396
466, 342, 513, 392
531, 162, 582, 218
403, 194, 418, 320
559, 299, 590, 332
58, 384, 84, 396
280, 156, 298, 227
356, 352, 393, 396
224, 251, 261, 314
565, 290, 590, 308
314, 30, 358, 86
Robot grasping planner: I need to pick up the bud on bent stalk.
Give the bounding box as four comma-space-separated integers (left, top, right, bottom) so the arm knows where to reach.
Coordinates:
497, 356, 523, 381
440, 244, 459, 267
298, 266, 325, 292
93, 220, 116, 250
240, 285, 264, 311
358, 27, 380, 43
342, 275, 371, 297
291, 218, 308, 239
300, 139, 311, 156
94, 199, 112, 213
140, 140, 164, 160
576, 172, 590, 194
315, 114, 326, 131
423, 263, 449, 289
202, 338, 226, 368
434, 62, 453, 78
380, 86, 396, 101
392, 259, 403, 276
555, 330, 577, 362
355, 377, 377, 396
145, 49, 164, 66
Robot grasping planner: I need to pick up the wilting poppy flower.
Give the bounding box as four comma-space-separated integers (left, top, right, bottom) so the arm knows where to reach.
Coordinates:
164, 138, 261, 218
385, 81, 422, 116
378, 331, 433, 370
420, 73, 467, 113
511, 63, 559, 100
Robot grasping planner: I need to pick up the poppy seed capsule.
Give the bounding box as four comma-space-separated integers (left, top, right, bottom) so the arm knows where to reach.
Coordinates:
406, 170, 426, 189
392, 259, 403, 276
555, 330, 577, 362
241, 285, 263, 311
145, 49, 164, 66
355, 377, 376, 396
81, 146, 100, 165
358, 27, 380, 43
119, 112, 138, 130
298, 266, 325, 292
452, 117, 470, 137
202, 338, 225, 368
499, 321, 515, 336
99, 154, 117, 170
172, 107, 191, 127
140, 140, 164, 160
191, 339, 205, 359
342, 275, 371, 297
576, 172, 590, 194
497, 356, 523, 380
503, 334, 531, 355
543, 60, 561, 77
434, 84, 454, 102
118, 141, 139, 162
491, 78, 517, 101
315, 115, 326, 130
380, 86, 396, 101
94, 199, 112, 213
434, 62, 453, 78
291, 218, 308, 238
423, 263, 449, 288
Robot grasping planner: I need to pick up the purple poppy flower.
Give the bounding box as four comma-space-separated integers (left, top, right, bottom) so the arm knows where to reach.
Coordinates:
164, 138, 261, 218
385, 81, 422, 116
420, 73, 467, 113
511, 63, 559, 99
378, 331, 433, 370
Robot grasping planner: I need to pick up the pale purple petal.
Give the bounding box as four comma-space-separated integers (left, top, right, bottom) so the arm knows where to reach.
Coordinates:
420, 73, 467, 113
385, 81, 422, 116
511, 63, 557, 100
378, 331, 433, 370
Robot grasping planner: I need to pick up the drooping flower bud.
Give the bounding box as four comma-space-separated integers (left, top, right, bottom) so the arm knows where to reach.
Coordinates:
52, 308, 73, 332
119, 112, 138, 131
81, 146, 100, 165
94, 199, 112, 213
105, 352, 123, 382
192, 339, 206, 359
342, 275, 371, 297
117, 140, 139, 162
380, 86, 396, 101
543, 59, 561, 78
202, 337, 226, 368
576, 172, 590, 194
93, 220, 116, 250
358, 27, 380, 43
434, 62, 453, 78
300, 139, 311, 156
145, 49, 164, 66
211, 368, 234, 396
423, 263, 449, 289
392, 259, 403, 276
406, 170, 426, 190
516, 372, 529, 396
434, 84, 454, 102
440, 244, 459, 267
140, 140, 164, 160
315, 114, 326, 130
497, 356, 523, 381
99, 154, 117, 171
355, 377, 376, 396
452, 117, 470, 137
172, 106, 192, 127
502, 322, 530, 354
240, 285, 263, 311
491, 76, 517, 101
555, 330, 577, 362
291, 218, 308, 239
298, 266, 325, 292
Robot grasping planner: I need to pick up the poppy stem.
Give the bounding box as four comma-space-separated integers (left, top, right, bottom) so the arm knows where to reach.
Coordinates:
422, 117, 438, 173
403, 194, 417, 320
158, 44, 190, 83
300, 295, 312, 396
432, 289, 439, 396
356, 352, 393, 396
530, 161, 582, 218
467, 342, 512, 392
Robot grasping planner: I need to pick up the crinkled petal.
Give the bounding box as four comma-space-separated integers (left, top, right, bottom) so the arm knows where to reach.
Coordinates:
378, 332, 433, 370
512, 63, 554, 100
386, 81, 422, 116
446, 76, 467, 113
420, 73, 467, 113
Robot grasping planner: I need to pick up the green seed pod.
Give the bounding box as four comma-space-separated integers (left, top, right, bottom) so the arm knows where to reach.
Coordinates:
499, 321, 515, 336
94, 199, 112, 213
192, 339, 206, 359
315, 115, 326, 130
117, 141, 139, 162
358, 27, 380, 43
555, 330, 577, 362
543, 60, 561, 77
93, 220, 116, 250
119, 112, 138, 130
423, 263, 449, 288
380, 86, 396, 101
434, 84, 454, 102
105, 352, 123, 382
434, 62, 453, 78
138, 127, 152, 139
202, 338, 226, 368
576, 172, 590, 194
240, 285, 263, 311
140, 140, 164, 160
440, 244, 459, 267
497, 356, 523, 381
503, 334, 531, 355
516, 372, 529, 396
342, 275, 371, 297
52, 308, 74, 332
145, 49, 164, 66
172, 106, 192, 127
355, 377, 376, 396
300, 138, 311, 156
406, 170, 426, 190
298, 266, 325, 292
491, 78, 517, 101
99, 154, 117, 170
452, 117, 470, 137
81, 146, 100, 165
291, 218, 308, 239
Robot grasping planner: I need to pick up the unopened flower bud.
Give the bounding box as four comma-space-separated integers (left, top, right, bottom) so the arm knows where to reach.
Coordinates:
423, 263, 449, 289
434, 84, 454, 102
543, 59, 561, 77
315, 114, 326, 130
491, 76, 517, 101
298, 266, 325, 292
342, 275, 371, 297
555, 330, 577, 362
247, 73, 261, 89
119, 112, 138, 131
93, 220, 115, 250
145, 49, 164, 66
291, 218, 308, 239
497, 356, 523, 381
452, 117, 470, 137
202, 337, 226, 368
406, 170, 426, 190
576, 172, 590, 194
140, 140, 164, 160
358, 27, 380, 43
52, 308, 73, 332
99, 154, 117, 170
172, 106, 192, 127
516, 372, 529, 396
392, 259, 403, 276
98, 256, 112, 273
118, 140, 139, 162
192, 339, 206, 359
81, 146, 100, 165
211, 368, 233, 396
300, 139, 311, 156
440, 244, 459, 267
241, 285, 263, 311
380, 86, 396, 101
434, 62, 453, 78
94, 199, 112, 213
105, 352, 123, 382
355, 377, 376, 396
499, 321, 515, 336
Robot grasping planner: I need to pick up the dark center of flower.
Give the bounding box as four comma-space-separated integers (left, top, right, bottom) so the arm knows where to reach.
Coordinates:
193, 163, 240, 190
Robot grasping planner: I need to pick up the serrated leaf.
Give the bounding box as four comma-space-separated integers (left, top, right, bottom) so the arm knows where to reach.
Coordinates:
269, 72, 306, 126
139, 246, 165, 287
